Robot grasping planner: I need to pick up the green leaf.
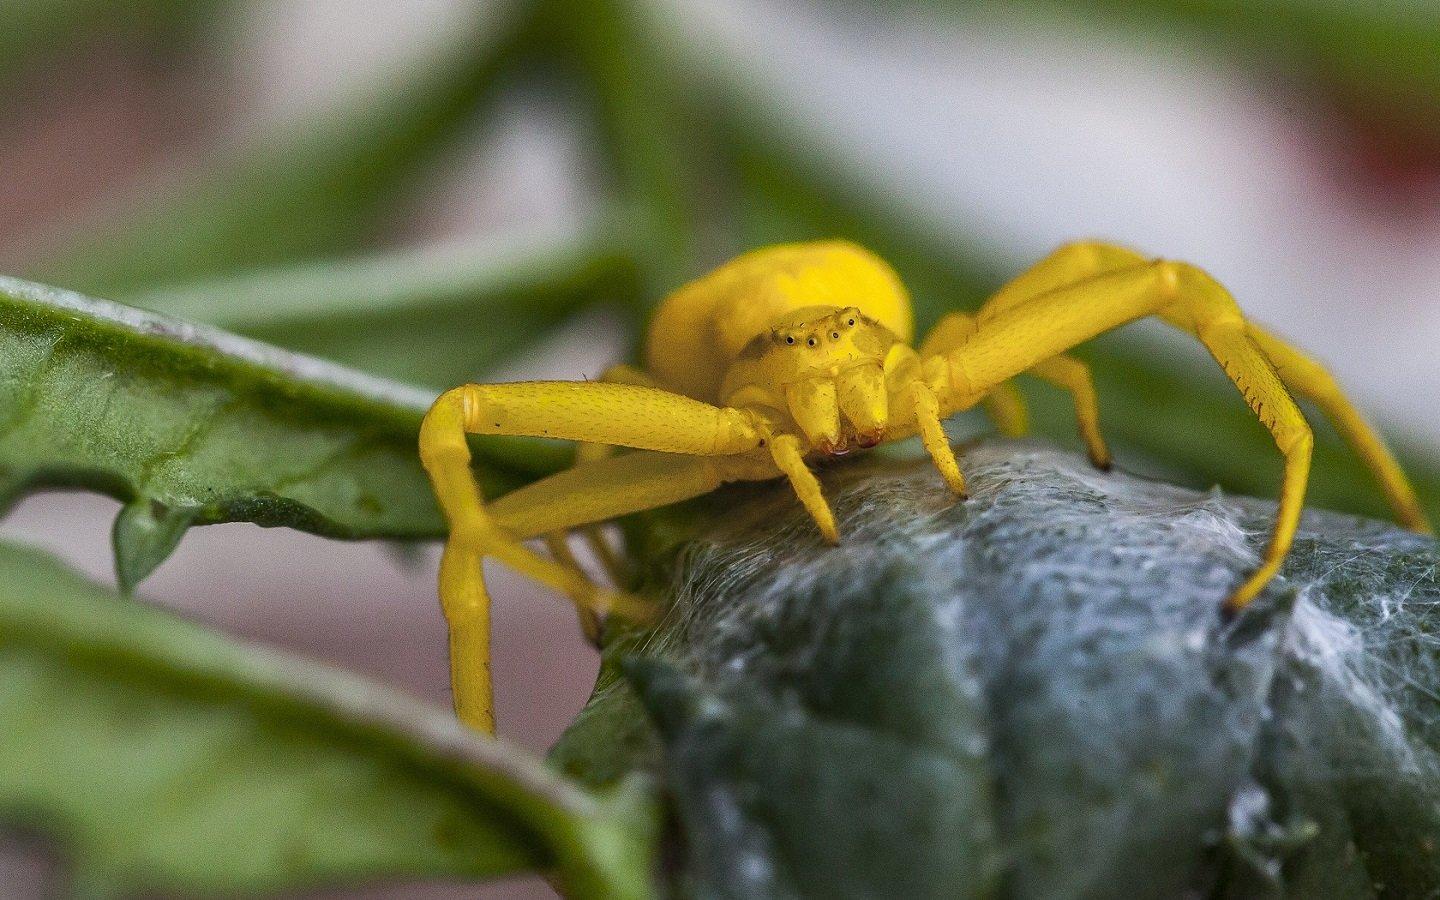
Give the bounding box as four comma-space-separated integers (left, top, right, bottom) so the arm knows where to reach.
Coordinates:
0, 275, 567, 591
536, 0, 707, 299
29, 0, 542, 297
0, 538, 657, 898
112, 498, 197, 595
130, 227, 641, 388
555, 442, 1440, 897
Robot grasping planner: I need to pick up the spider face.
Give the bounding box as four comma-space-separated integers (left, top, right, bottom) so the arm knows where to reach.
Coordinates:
719, 305, 904, 455
763, 306, 894, 379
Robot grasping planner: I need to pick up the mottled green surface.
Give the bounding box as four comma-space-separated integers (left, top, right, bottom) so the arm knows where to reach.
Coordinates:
0, 276, 565, 591
555, 441, 1440, 898
0, 540, 656, 899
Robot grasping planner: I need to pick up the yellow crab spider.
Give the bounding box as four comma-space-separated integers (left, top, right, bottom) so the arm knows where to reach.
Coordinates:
420, 239, 1429, 734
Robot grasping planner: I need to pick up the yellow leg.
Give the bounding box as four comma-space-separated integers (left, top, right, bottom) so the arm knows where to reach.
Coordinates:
922, 310, 1109, 464
931, 259, 1316, 612
567, 366, 660, 466
768, 433, 839, 542
423, 449, 782, 734
1027, 355, 1112, 469
537, 364, 659, 641
565, 364, 662, 467
419, 381, 768, 734
543, 533, 603, 645
488, 451, 763, 539
909, 380, 967, 496
1247, 324, 1430, 534
920, 311, 1029, 438
453, 381, 761, 453
567, 444, 641, 589
438, 540, 494, 734
974, 241, 1138, 470
431, 503, 626, 734
580, 525, 628, 585
981, 383, 1030, 438
560, 450, 617, 587
976, 240, 1147, 323
978, 239, 1426, 533
1196, 322, 1313, 613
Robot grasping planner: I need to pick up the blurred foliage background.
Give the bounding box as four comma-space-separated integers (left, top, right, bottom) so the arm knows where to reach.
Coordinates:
5, 0, 1440, 518
3, 1, 1440, 896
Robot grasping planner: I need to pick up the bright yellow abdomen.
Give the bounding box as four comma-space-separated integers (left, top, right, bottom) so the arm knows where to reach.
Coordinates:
644, 240, 914, 401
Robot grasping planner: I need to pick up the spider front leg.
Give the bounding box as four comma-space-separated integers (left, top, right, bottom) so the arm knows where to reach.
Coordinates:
880, 345, 969, 495
419, 382, 764, 733
923, 240, 1158, 469
921, 311, 1112, 469
976, 238, 1426, 530
928, 260, 1318, 613
1245, 324, 1430, 533
541, 364, 660, 641
726, 383, 850, 543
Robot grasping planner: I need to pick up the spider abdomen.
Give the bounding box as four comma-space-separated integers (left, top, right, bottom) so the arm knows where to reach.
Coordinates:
644, 240, 914, 403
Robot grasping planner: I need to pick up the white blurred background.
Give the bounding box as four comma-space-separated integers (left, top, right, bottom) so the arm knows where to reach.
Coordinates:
2, 0, 1437, 896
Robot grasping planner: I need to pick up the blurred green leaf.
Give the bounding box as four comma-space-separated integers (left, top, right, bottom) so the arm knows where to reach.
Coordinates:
536, 0, 706, 298
0, 275, 567, 592
0, 0, 220, 80
28, 0, 542, 297
0, 538, 657, 898
130, 226, 640, 388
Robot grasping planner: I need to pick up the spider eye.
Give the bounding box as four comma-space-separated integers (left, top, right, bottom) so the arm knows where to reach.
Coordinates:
847, 318, 856, 326
806, 337, 817, 347
785, 336, 795, 345
831, 332, 840, 339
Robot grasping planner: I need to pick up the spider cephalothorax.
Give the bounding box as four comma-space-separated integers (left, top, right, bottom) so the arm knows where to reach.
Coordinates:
722, 305, 901, 455
420, 239, 1429, 734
